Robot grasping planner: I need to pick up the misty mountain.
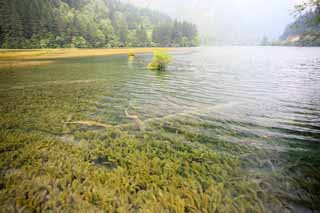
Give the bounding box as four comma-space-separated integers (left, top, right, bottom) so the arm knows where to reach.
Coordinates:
280, 8, 320, 46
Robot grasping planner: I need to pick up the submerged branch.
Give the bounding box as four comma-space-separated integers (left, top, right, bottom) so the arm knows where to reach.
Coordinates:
63, 102, 240, 131
63, 121, 114, 129
125, 109, 145, 130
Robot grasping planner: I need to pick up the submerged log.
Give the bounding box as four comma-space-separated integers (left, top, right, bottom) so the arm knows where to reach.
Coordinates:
63, 102, 240, 131
63, 121, 114, 129
125, 109, 145, 130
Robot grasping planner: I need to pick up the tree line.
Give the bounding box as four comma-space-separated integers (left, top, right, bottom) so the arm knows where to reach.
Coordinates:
277, 0, 320, 46
280, 9, 320, 40
0, 0, 200, 49
295, 0, 320, 18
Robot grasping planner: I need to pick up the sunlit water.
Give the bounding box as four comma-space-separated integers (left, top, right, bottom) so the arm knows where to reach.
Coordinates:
76, 46, 320, 152
2, 46, 320, 158
158, 47, 320, 150
1, 46, 320, 211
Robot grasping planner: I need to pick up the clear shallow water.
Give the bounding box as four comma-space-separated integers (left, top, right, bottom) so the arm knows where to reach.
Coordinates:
2, 47, 319, 151
1, 46, 320, 211
160, 47, 320, 149
72, 46, 320, 151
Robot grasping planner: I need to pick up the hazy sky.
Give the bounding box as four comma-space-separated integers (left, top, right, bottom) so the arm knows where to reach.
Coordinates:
124, 0, 304, 44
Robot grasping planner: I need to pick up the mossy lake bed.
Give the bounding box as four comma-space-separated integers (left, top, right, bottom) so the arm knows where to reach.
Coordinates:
0, 47, 320, 212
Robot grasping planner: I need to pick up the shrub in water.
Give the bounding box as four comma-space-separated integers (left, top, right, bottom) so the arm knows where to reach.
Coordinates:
147, 51, 172, 71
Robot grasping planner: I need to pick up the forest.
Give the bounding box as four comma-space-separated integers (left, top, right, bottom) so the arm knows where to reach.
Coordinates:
0, 0, 200, 49
279, 1, 320, 46
280, 8, 320, 46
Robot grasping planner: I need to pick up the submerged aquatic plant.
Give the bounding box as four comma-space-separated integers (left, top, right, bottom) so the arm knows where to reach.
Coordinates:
147, 51, 172, 71
0, 54, 319, 212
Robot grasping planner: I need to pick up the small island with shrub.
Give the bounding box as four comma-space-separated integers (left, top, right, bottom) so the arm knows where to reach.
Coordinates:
147, 51, 172, 71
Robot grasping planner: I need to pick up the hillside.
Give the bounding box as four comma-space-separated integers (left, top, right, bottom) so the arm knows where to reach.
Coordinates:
0, 0, 199, 49
279, 8, 320, 46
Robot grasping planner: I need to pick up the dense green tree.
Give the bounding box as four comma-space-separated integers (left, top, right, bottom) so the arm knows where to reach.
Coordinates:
0, 0, 199, 48
153, 24, 172, 46
71, 36, 88, 48
127, 30, 139, 47
114, 12, 128, 46
99, 19, 115, 46
180, 36, 189, 47
295, 0, 320, 23
279, 1, 320, 46
0, 1, 24, 48
136, 25, 148, 47
152, 20, 198, 47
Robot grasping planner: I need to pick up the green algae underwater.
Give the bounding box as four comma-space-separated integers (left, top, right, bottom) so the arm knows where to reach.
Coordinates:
0, 47, 320, 212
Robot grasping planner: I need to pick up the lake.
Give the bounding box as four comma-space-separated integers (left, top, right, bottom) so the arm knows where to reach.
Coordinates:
0, 46, 320, 212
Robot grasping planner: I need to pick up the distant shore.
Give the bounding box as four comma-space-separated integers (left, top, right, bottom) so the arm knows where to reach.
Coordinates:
0, 48, 175, 68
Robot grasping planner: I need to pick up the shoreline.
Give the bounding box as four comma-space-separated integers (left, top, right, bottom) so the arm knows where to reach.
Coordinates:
0, 47, 177, 68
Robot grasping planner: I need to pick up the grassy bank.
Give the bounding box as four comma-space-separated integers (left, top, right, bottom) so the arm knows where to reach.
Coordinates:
0, 48, 172, 68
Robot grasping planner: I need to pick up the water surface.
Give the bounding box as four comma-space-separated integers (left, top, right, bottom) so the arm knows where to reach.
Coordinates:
1, 46, 320, 211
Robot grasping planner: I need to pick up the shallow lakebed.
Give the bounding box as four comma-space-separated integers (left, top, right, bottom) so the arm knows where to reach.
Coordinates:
0, 47, 320, 212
